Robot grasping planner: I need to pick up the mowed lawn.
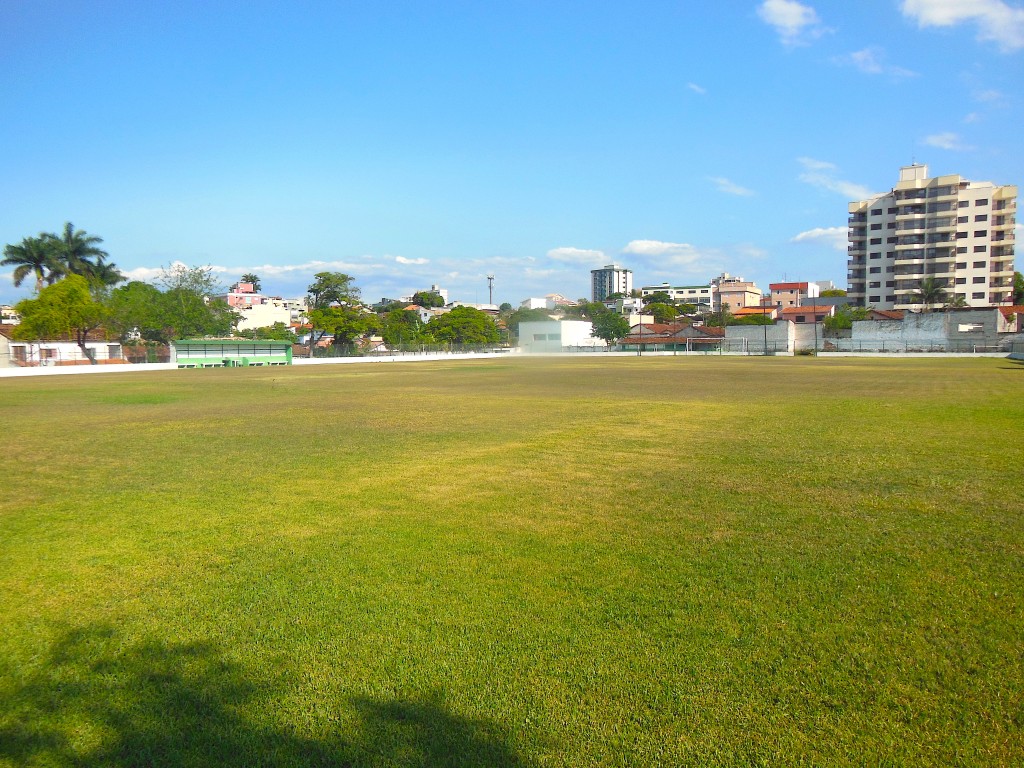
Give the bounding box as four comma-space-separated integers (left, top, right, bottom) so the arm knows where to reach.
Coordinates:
1, 356, 1022, 766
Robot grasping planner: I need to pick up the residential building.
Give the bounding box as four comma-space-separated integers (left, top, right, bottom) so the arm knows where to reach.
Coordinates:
733, 306, 779, 320
1, 326, 124, 367
639, 282, 715, 312
591, 264, 632, 302
0, 306, 19, 325
770, 281, 820, 307
711, 273, 761, 310
847, 164, 1017, 310
779, 305, 836, 324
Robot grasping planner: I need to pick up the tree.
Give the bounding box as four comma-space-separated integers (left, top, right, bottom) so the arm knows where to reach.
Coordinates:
13, 275, 108, 363
498, 302, 513, 313
235, 322, 296, 341
2, 236, 61, 292
820, 288, 847, 297
380, 308, 424, 349
642, 291, 673, 306
910, 277, 947, 311
240, 273, 262, 291
1013, 271, 1024, 304
106, 281, 166, 341
704, 303, 734, 327
411, 291, 445, 308
45, 222, 123, 286
425, 306, 499, 345
591, 312, 630, 350
824, 305, 871, 331
306, 272, 361, 356
645, 302, 678, 324
153, 265, 236, 340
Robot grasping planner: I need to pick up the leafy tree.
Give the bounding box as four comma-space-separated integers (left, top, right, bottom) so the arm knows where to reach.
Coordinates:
425, 306, 499, 345
642, 291, 673, 306
498, 302, 513, 313
676, 302, 697, 315
411, 291, 445, 308
379, 308, 424, 348
156, 265, 236, 340
820, 288, 847, 297
106, 281, 165, 341
704, 304, 734, 327
13, 275, 108, 363
1013, 271, 1024, 304
2, 236, 61, 292
591, 312, 630, 349
310, 306, 377, 353
305, 272, 362, 355
240, 273, 262, 291
824, 305, 871, 331
945, 295, 968, 309
645, 302, 678, 324
727, 315, 773, 326
910, 277, 947, 311
506, 307, 555, 336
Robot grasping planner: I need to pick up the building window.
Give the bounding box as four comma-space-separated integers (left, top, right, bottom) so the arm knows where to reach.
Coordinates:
976, 199, 989, 206
869, 295, 880, 303
973, 277, 986, 284
974, 230, 987, 237
955, 262, 967, 269
887, 222, 896, 229
973, 261, 987, 268
888, 207, 897, 214
955, 277, 967, 284
869, 267, 881, 274
975, 214, 988, 222
871, 208, 882, 215
956, 232, 967, 239
886, 280, 895, 287
869, 281, 880, 288
957, 247, 968, 253
870, 252, 881, 259
972, 292, 985, 299
870, 238, 882, 245
886, 295, 896, 302
886, 251, 895, 258
887, 237, 897, 244
885, 266, 894, 273
958, 200, 969, 208
870, 223, 881, 230
957, 216, 968, 223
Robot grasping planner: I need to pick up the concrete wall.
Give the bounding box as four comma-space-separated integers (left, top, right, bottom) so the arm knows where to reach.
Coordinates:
849, 309, 1004, 351
519, 320, 601, 352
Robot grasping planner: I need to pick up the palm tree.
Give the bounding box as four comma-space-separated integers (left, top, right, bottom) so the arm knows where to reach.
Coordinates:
44, 222, 123, 286
240, 273, 262, 291
911, 277, 947, 312
44, 222, 109, 280
1, 236, 61, 292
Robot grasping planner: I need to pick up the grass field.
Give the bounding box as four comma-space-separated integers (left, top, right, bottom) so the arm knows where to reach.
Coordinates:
1, 356, 1022, 766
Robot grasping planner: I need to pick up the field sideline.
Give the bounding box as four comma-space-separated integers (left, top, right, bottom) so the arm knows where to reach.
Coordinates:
1, 356, 1022, 765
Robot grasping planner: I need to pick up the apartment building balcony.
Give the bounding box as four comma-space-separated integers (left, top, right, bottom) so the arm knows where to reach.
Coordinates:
849, 228, 867, 239
994, 200, 1017, 212
848, 214, 867, 224
848, 270, 865, 280
895, 207, 927, 220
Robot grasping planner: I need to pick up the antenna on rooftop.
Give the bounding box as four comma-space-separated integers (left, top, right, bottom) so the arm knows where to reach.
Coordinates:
487, 274, 494, 305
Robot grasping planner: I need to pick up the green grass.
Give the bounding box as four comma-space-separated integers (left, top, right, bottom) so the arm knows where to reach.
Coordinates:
1, 357, 1022, 766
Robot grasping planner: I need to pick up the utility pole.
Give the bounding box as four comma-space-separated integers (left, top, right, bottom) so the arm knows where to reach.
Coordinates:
487, 274, 494, 306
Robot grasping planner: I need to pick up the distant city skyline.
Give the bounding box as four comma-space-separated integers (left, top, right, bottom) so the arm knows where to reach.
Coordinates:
2, 1, 1021, 306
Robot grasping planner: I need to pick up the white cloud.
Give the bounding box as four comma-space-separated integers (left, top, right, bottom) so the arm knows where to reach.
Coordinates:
546, 246, 606, 264
792, 226, 849, 251
708, 176, 755, 196
797, 157, 877, 200
622, 240, 707, 267
833, 47, 917, 77
687, 82, 707, 95
901, 0, 1024, 52
758, 0, 828, 46
395, 256, 428, 265
923, 131, 974, 150
974, 88, 1004, 102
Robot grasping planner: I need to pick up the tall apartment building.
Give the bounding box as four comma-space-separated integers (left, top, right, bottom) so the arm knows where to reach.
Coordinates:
847, 164, 1017, 309
710, 272, 761, 310
591, 264, 632, 302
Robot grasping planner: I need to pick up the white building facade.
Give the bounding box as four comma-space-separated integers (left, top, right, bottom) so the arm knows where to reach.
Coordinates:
847, 164, 1017, 310
591, 264, 632, 302
518, 320, 604, 353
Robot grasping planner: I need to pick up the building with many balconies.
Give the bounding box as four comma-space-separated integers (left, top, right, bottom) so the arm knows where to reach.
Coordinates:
847, 164, 1017, 310
591, 264, 632, 302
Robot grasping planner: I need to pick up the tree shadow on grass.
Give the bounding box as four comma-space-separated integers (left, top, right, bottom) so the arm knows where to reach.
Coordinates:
0, 626, 531, 767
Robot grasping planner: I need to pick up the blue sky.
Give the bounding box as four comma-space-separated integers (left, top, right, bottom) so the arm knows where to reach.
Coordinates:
2, 0, 1021, 305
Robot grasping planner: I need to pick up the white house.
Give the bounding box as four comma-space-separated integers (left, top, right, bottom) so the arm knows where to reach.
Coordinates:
0, 326, 125, 367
